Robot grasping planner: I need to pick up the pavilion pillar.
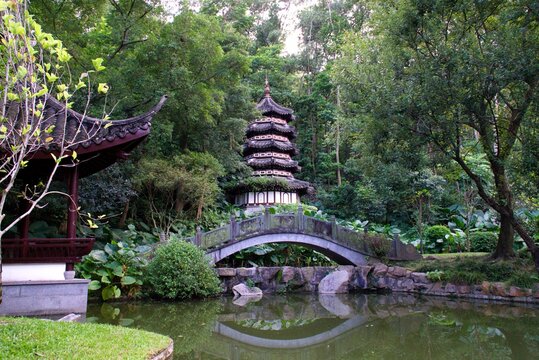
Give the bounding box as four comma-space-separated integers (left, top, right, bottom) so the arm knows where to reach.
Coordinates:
66, 165, 79, 272
18, 198, 31, 239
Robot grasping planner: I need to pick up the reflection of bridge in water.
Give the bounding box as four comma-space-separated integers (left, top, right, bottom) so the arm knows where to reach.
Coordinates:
190, 207, 420, 265
197, 294, 378, 359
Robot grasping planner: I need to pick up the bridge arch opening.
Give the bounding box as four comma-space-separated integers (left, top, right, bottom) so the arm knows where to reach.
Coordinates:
207, 233, 368, 266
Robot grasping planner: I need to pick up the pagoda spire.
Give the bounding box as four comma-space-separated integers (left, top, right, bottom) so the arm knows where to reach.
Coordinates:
264, 75, 271, 98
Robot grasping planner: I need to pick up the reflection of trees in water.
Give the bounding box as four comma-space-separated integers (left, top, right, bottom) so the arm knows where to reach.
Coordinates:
87, 294, 539, 360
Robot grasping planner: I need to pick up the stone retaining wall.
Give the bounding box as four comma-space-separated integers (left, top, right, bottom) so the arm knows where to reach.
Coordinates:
216, 264, 539, 304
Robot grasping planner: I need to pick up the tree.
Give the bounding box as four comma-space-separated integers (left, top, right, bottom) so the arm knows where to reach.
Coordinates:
0, 1, 108, 296
334, 0, 539, 267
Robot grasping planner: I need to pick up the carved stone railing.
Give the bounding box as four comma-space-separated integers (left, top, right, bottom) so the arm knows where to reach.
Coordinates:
2, 237, 95, 263
191, 207, 422, 261
191, 207, 382, 257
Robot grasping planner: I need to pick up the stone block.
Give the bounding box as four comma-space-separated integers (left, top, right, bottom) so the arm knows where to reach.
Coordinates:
445, 283, 457, 293
216, 268, 236, 277
509, 286, 532, 297
319, 270, 350, 294
281, 266, 296, 283
258, 267, 280, 280
411, 272, 428, 283
354, 265, 372, 289
372, 263, 388, 277
392, 266, 408, 278
237, 267, 257, 277
481, 281, 491, 294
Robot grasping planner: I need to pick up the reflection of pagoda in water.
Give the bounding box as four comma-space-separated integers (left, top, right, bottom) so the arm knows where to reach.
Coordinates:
233, 79, 312, 210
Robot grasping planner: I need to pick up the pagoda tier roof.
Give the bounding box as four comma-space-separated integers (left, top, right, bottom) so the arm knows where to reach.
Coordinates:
256, 79, 295, 121
256, 96, 295, 121
246, 157, 300, 172
243, 139, 298, 156
246, 121, 297, 139
6, 95, 167, 178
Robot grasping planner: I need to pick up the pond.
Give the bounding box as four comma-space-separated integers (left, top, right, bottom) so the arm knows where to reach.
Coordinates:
87, 294, 539, 359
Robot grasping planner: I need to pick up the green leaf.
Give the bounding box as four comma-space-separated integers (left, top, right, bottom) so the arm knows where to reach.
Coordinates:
112, 266, 124, 277
121, 276, 136, 286
92, 58, 106, 72
101, 275, 111, 284
88, 280, 101, 291
90, 250, 107, 262
96, 269, 109, 277
102, 285, 120, 301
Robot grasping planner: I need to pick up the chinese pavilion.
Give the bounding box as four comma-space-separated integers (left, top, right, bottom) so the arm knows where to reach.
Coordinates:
1, 94, 165, 315
233, 80, 312, 210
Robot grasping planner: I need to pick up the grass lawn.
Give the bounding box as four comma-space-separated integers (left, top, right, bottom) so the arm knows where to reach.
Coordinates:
0, 317, 171, 360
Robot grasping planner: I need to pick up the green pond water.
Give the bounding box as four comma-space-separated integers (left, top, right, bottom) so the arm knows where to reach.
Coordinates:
87, 294, 539, 359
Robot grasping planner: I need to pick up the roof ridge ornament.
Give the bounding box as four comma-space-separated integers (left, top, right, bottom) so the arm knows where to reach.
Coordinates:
264, 75, 271, 98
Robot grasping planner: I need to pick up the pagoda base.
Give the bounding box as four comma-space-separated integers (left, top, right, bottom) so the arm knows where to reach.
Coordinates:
235, 190, 299, 207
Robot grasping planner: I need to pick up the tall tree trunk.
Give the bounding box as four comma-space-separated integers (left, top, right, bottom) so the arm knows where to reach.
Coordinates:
493, 213, 515, 259
335, 85, 342, 186
118, 200, 129, 228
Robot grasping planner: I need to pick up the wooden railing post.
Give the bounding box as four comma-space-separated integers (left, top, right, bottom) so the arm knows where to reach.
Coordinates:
229, 214, 237, 242
195, 226, 202, 247
331, 215, 337, 240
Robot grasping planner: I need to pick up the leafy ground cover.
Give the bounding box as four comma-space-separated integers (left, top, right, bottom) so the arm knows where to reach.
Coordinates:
394, 254, 539, 288
0, 317, 171, 359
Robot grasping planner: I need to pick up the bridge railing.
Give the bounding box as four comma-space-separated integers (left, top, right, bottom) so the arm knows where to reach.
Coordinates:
190, 206, 384, 257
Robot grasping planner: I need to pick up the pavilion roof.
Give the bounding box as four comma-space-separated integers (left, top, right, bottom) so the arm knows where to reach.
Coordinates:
4, 95, 167, 178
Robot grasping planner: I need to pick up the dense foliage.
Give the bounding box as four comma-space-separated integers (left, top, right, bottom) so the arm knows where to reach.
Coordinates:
145, 240, 221, 299
10, 0, 537, 270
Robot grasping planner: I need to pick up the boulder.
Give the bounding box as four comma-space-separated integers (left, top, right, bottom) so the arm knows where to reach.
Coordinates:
319, 270, 350, 294
233, 283, 263, 297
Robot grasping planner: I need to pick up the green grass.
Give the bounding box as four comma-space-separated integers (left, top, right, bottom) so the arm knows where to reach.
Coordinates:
0, 317, 171, 360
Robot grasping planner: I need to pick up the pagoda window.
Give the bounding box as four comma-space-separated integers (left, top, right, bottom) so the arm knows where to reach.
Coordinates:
268, 191, 275, 203
283, 193, 290, 203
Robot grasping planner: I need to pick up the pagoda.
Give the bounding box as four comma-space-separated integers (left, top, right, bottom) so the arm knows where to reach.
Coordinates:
233, 80, 312, 210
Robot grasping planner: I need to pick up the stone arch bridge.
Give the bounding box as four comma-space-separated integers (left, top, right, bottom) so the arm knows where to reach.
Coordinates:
190, 207, 420, 265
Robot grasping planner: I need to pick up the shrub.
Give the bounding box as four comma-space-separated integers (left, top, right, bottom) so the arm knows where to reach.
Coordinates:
469, 231, 498, 252
145, 240, 221, 299
424, 225, 452, 253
